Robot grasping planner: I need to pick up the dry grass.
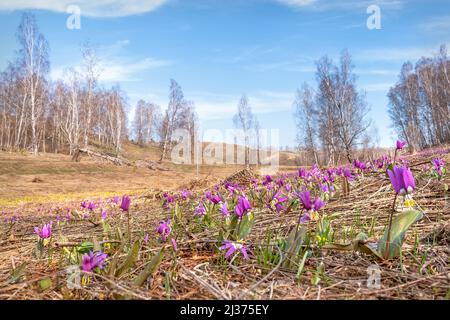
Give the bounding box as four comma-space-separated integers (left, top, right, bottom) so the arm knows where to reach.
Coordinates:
0, 149, 448, 300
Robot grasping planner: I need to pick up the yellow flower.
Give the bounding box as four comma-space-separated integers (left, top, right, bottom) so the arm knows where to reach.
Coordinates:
81, 275, 90, 286
310, 211, 319, 221
404, 198, 415, 208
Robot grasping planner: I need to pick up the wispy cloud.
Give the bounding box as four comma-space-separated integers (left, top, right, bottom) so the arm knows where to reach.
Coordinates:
191, 90, 294, 120
419, 15, 450, 34
51, 40, 172, 82
275, 0, 317, 8
275, 0, 404, 11
0, 0, 168, 18
356, 44, 448, 62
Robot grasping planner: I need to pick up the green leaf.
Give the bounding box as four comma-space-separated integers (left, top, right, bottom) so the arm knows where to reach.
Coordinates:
9, 262, 27, 284
77, 242, 94, 254
295, 250, 309, 279
174, 202, 181, 222
134, 248, 165, 287
283, 226, 306, 269
39, 278, 52, 291
237, 212, 255, 239
378, 209, 423, 259
115, 240, 140, 277
108, 242, 125, 277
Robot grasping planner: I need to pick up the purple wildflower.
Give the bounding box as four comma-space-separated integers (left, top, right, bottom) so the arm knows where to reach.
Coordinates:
396, 140, 406, 150
194, 202, 206, 216
387, 165, 416, 195
87, 201, 96, 212
220, 202, 230, 217
432, 158, 445, 176
81, 251, 108, 272
120, 195, 131, 212
180, 190, 191, 200
262, 175, 273, 185
235, 196, 252, 219
219, 240, 249, 260
34, 222, 53, 239
156, 219, 172, 242
205, 190, 221, 204
112, 196, 120, 204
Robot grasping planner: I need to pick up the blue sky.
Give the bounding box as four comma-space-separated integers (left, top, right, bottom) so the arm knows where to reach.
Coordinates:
0, 0, 449, 148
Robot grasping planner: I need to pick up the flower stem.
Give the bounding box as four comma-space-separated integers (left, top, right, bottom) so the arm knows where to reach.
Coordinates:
127, 212, 131, 246
384, 193, 398, 260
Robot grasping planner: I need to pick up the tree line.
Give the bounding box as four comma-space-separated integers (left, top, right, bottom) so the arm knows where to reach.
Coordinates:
0, 13, 128, 156
2, 13, 448, 165
387, 45, 450, 151
294, 47, 450, 165
0, 13, 199, 161
294, 50, 372, 166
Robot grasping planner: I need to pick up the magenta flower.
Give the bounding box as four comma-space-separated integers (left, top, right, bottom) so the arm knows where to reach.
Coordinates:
120, 195, 131, 212
34, 222, 53, 239
87, 201, 96, 211
220, 202, 230, 217
396, 140, 406, 150
144, 234, 149, 245
101, 209, 107, 220
112, 196, 120, 204
194, 202, 206, 216
180, 190, 191, 200
270, 190, 288, 213
205, 190, 221, 204
313, 197, 325, 211
342, 167, 354, 182
235, 196, 251, 219
262, 175, 273, 185
298, 191, 313, 211
298, 191, 325, 223
156, 219, 172, 242
432, 158, 444, 176
298, 168, 307, 179
353, 159, 366, 170
219, 240, 249, 260
162, 192, 175, 208
388, 165, 416, 195
81, 251, 108, 272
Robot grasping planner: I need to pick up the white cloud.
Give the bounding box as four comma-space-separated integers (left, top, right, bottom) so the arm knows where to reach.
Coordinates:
51, 40, 172, 83
420, 15, 450, 33
276, 0, 317, 7
52, 57, 172, 82
191, 90, 294, 120
275, 0, 403, 11
0, 0, 168, 17
356, 44, 449, 62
